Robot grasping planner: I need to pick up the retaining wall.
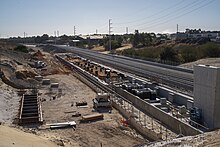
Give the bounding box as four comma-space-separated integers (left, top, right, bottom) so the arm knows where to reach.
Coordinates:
114, 87, 202, 136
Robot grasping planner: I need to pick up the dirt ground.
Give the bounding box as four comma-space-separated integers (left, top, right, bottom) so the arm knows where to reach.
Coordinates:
180, 58, 220, 69
0, 125, 58, 147
39, 74, 145, 147
0, 43, 145, 147
2, 42, 220, 147
116, 44, 132, 51
0, 80, 20, 123
147, 129, 220, 147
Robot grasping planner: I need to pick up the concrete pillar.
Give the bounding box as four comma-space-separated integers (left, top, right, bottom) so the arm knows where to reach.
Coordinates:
138, 110, 141, 122
144, 115, 146, 127
194, 65, 220, 129
132, 106, 134, 114
152, 118, 154, 130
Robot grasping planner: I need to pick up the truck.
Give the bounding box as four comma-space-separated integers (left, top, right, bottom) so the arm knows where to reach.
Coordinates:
93, 93, 112, 109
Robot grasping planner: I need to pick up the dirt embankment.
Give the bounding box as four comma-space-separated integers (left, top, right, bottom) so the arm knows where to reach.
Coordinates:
0, 80, 20, 123
179, 58, 220, 69
147, 129, 220, 147
0, 125, 58, 147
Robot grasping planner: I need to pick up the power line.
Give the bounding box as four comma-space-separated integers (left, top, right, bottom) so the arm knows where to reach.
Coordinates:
139, 0, 216, 32
128, 0, 203, 29
118, 0, 205, 34
114, 0, 185, 25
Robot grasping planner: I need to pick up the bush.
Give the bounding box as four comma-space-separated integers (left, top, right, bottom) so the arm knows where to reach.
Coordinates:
180, 46, 198, 63
201, 42, 220, 58
14, 45, 28, 53
104, 40, 121, 50
120, 42, 220, 65
160, 47, 179, 62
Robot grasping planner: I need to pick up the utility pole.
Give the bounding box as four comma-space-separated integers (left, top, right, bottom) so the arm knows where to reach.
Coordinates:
23, 32, 26, 44
177, 24, 179, 34
57, 30, 59, 37
96, 29, 98, 34
126, 27, 128, 34
74, 26, 76, 46
74, 26, 76, 38
54, 31, 57, 45
109, 19, 112, 51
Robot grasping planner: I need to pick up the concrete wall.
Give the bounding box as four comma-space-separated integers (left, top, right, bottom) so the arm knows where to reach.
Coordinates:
158, 87, 193, 106
194, 65, 220, 129
112, 99, 162, 141
114, 87, 202, 136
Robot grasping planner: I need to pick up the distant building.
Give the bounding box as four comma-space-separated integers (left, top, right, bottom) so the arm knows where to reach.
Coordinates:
168, 29, 220, 43
169, 32, 188, 40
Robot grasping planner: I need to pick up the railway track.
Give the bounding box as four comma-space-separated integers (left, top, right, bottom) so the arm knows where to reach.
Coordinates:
54, 45, 194, 91
56, 55, 131, 104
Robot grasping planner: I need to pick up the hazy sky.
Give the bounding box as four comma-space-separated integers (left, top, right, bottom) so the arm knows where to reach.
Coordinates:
0, 0, 219, 37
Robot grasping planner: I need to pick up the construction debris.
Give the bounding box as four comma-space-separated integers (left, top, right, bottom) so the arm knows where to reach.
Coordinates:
50, 83, 59, 88
80, 113, 104, 122
75, 101, 87, 106
42, 79, 51, 85
72, 112, 81, 117
46, 121, 76, 129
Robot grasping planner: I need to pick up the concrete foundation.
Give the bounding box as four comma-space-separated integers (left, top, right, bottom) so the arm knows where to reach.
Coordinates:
194, 65, 220, 129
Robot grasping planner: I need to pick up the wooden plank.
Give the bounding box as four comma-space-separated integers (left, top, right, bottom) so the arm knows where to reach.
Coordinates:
81, 113, 103, 122
46, 121, 76, 126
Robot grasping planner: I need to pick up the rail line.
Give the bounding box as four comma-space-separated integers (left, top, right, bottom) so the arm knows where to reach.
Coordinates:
54, 45, 194, 91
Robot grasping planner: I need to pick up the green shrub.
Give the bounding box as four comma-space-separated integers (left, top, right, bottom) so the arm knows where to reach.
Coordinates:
14, 45, 28, 53
201, 42, 220, 58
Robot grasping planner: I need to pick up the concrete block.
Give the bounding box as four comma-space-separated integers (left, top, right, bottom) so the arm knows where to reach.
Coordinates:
187, 100, 193, 110
160, 98, 167, 106
194, 65, 220, 129
42, 79, 51, 85
35, 75, 43, 81
51, 83, 59, 88
168, 93, 174, 103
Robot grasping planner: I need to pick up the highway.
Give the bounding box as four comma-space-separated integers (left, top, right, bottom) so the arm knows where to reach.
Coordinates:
54, 45, 194, 91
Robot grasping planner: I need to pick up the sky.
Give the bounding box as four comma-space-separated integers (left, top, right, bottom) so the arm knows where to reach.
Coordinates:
0, 0, 220, 38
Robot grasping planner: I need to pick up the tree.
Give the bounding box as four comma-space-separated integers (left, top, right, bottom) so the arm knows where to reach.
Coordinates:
131, 30, 153, 48
133, 30, 140, 47
160, 47, 178, 62
104, 40, 121, 50
202, 42, 220, 58
180, 47, 198, 63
